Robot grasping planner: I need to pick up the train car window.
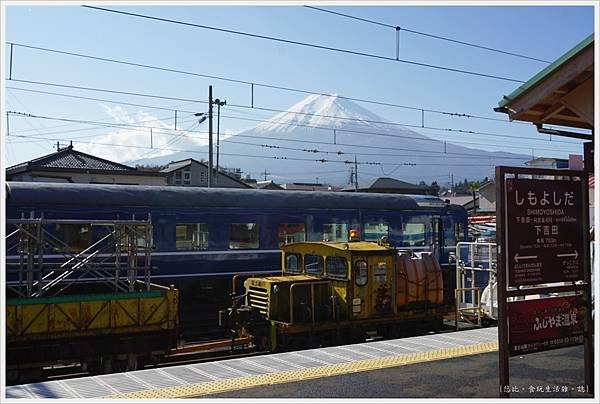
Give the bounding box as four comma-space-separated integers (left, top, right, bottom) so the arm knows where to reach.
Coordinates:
430, 219, 442, 245
52, 223, 92, 253
402, 223, 426, 246
326, 256, 348, 279
119, 225, 153, 249
455, 222, 466, 242
364, 223, 389, 241
278, 223, 306, 247
305, 254, 324, 275
354, 260, 368, 286
176, 223, 208, 250
284, 253, 302, 273
229, 223, 259, 249
323, 224, 348, 242
135, 225, 153, 248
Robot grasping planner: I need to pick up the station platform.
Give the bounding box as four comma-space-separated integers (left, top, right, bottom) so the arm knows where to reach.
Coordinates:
7, 326, 500, 399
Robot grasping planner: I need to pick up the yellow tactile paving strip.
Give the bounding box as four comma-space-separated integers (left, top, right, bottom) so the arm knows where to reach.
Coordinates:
105, 341, 498, 399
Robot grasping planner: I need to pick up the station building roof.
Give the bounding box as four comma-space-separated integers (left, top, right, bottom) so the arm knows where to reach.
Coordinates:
495, 34, 593, 131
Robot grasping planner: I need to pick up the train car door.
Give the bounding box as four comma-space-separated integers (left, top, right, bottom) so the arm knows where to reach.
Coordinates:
351, 254, 394, 319
351, 256, 370, 320
430, 217, 444, 262
368, 254, 394, 316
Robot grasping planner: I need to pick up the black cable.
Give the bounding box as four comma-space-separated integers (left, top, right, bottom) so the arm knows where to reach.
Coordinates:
222, 105, 582, 145
218, 112, 582, 151
7, 43, 527, 123
8, 110, 577, 158
6, 86, 198, 115
8, 80, 583, 147
81, 6, 525, 83
6, 133, 514, 167
7, 111, 183, 133
8, 78, 205, 104
5, 133, 383, 166
304, 6, 551, 64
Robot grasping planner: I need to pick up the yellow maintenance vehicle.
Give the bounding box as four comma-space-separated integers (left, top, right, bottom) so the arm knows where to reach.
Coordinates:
5, 216, 179, 384
222, 233, 450, 351
6, 283, 179, 383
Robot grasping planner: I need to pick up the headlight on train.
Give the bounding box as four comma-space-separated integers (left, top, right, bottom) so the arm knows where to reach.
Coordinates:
273, 284, 279, 293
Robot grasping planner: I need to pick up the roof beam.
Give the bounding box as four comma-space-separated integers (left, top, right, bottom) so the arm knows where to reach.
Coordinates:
504, 45, 593, 120
560, 77, 594, 126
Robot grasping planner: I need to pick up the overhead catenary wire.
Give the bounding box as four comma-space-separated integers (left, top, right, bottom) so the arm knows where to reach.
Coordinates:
12, 83, 575, 154
80, 6, 526, 83
6, 132, 517, 168
5, 44, 527, 125
6, 86, 199, 116
7, 110, 579, 157
7, 78, 205, 105
6, 110, 192, 135
222, 105, 583, 145
217, 112, 581, 152
304, 6, 552, 64
6, 80, 584, 147
136, 120, 200, 160
7, 111, 577, 159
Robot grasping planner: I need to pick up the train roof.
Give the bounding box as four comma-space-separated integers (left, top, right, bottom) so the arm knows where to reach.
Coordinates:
282, 241, 396, 253
6, 182, 466, 212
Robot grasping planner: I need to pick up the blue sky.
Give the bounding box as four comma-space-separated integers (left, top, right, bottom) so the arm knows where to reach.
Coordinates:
3, 4, 595, 179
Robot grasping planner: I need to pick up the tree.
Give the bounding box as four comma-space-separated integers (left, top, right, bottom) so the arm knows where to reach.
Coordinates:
430, 181, 440, 196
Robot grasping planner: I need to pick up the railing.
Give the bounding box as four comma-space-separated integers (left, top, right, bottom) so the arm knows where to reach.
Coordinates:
454, 287, 482, 329
454, 241, 497, 322
5, 214, 154, 298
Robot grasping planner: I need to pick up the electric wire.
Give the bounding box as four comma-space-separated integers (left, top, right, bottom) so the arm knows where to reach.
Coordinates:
80, 6, 525, 83
7, 80, 584, 147
304, 6, 551, 63
5, 46, 527, 124
8, 111, 576, 159
6, 133, 512, 167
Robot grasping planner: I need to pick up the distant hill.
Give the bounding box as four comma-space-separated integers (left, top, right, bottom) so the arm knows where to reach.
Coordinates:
131, 94, 530, 186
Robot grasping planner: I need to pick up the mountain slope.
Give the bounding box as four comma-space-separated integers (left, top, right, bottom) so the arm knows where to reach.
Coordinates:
132, 94, 531, 186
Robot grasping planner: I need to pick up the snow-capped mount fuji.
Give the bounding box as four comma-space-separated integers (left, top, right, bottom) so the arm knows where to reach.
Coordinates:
254, 93, 389, 132
132, 94, 530, 186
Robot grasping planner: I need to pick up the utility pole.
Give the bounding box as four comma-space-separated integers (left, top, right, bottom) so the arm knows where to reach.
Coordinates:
208, 85, 213, 188
354, 155, 358, 191
214, 98, 226, 186
262, 169, 271, 181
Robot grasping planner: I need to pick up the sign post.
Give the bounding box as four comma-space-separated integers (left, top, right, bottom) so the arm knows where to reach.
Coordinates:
496, 166, 593, 398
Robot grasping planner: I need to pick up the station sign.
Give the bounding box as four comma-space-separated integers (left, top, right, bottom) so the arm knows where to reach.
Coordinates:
496, 166, 593, 398
505, 178, 584, 286
507, 295, 585, 356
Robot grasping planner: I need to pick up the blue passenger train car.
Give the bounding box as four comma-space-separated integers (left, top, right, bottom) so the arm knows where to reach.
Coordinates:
6, 182, 468, 324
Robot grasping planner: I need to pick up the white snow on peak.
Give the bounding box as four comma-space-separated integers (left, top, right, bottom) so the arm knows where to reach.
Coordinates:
254, 93, 395, 133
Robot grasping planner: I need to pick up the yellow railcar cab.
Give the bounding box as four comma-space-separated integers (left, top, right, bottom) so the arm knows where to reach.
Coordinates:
280, 241, 397, 319
232, 238, 449, 351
